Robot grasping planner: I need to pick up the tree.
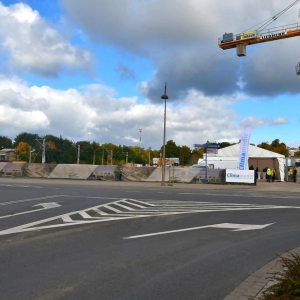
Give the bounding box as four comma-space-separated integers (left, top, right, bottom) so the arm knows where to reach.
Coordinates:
219, 141, 234, 149
0, 136, 13, 148
15, 142, 30, 162
179, 145, 191, 165
191, 148, 204, 164
45, 139, 58, 164
257, 142, 272, 151
257, 139, 289, 156
13, 132, 40, 148
162, 140, 180, 158
43, 134, 77, 164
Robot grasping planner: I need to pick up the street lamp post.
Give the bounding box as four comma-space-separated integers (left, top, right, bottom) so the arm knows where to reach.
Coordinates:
161, 83, 168, 186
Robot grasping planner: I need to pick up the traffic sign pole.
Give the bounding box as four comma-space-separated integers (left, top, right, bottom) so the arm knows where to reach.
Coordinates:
193, 143, 220, 184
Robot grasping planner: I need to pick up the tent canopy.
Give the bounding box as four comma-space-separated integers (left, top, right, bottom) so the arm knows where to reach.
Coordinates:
213, 144, 285, 181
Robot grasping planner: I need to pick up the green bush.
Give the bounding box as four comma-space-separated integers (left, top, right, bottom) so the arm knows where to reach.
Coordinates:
258, 252, 300, 300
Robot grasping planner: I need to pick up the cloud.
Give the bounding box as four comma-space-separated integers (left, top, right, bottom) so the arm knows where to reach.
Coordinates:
268, 117, 288, 126
241, 115, 289, 128
0, 2, 93, 77
115, 63, 135, 81
241, 116, 266, 128
0, 76, 245, 148
61, 0, 300, 100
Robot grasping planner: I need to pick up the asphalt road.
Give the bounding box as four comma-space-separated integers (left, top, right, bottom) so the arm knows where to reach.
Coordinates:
1, 178, 300, 300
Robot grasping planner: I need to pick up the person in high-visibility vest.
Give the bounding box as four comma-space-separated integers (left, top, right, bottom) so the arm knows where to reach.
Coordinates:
266, 167, 272, 182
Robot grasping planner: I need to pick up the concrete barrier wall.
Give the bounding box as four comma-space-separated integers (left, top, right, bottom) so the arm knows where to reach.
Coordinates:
0, 162, 224, 183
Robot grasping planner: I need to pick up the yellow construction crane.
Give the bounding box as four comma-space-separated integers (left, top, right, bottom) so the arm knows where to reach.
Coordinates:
218, 0, 300, 74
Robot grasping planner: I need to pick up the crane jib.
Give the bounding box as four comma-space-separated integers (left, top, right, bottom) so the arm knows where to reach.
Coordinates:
261, 31, 287, 39
219, 23, 300, 48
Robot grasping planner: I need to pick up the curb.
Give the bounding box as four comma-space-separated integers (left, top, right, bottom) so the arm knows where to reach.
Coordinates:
223, 247, 300, 300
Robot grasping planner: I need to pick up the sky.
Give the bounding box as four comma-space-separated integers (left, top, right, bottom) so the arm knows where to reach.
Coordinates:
0, 0, 300, 150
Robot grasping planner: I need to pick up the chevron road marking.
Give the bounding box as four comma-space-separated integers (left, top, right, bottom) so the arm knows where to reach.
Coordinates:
0, 199, 298, 236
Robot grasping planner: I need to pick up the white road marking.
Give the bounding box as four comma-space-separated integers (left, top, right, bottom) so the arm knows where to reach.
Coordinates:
0, 202, 61, 219
127, 199, 156, 206
79, 211, 94, 219
0, 184, 43, 189
0, 207, 49, 219
178, 192, 300, 199
103, 204, 123, 213
92, 208, 108, 215
62, 215, 73, 222
114, 201, 136, 211
0, 195, 66, 206
123, 223, 275, 239
33, 202, 61, 209
119, 200, 147, 209
0, 198, 298, 236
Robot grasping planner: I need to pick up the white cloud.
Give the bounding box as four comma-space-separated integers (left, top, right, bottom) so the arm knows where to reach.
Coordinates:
241, 116, 289, 128
268, 117, 288, 126
0, 77, 246, 149
241, 116, 266, 129
0, 2, 93, 77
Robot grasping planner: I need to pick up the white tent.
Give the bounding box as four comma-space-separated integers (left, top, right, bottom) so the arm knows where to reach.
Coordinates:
213, 144, 285, 181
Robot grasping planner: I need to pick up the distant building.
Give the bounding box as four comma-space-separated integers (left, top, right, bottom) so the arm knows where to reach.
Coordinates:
0, 149, 16, 161
152, 157, 179, 166
289, 149, 298, 157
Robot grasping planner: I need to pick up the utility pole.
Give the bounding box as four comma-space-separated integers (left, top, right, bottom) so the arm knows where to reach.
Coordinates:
102, 146, 104, 165
139, 127, 142, 153
122, 152, 128, 164
77, 144, 80, 164
42, 138, 45, 163
36, 138, 46, 164
106, 150, 113, 165
72, 143, 80, 164
148, 147, 151, 165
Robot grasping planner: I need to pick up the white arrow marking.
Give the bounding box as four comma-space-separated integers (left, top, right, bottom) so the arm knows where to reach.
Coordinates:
33, 202, 61, 209
123, 223, 275, 239
0, 202, 61, 219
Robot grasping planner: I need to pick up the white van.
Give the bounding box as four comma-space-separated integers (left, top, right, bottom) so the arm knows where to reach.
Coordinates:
197, 158, 238, 169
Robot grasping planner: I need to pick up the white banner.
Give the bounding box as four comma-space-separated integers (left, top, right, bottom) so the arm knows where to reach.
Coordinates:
226, 169, 254, 183
238, 127, 252, 170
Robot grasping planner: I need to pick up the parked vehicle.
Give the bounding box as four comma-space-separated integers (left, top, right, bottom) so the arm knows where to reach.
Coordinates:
197, 158, 238, 169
